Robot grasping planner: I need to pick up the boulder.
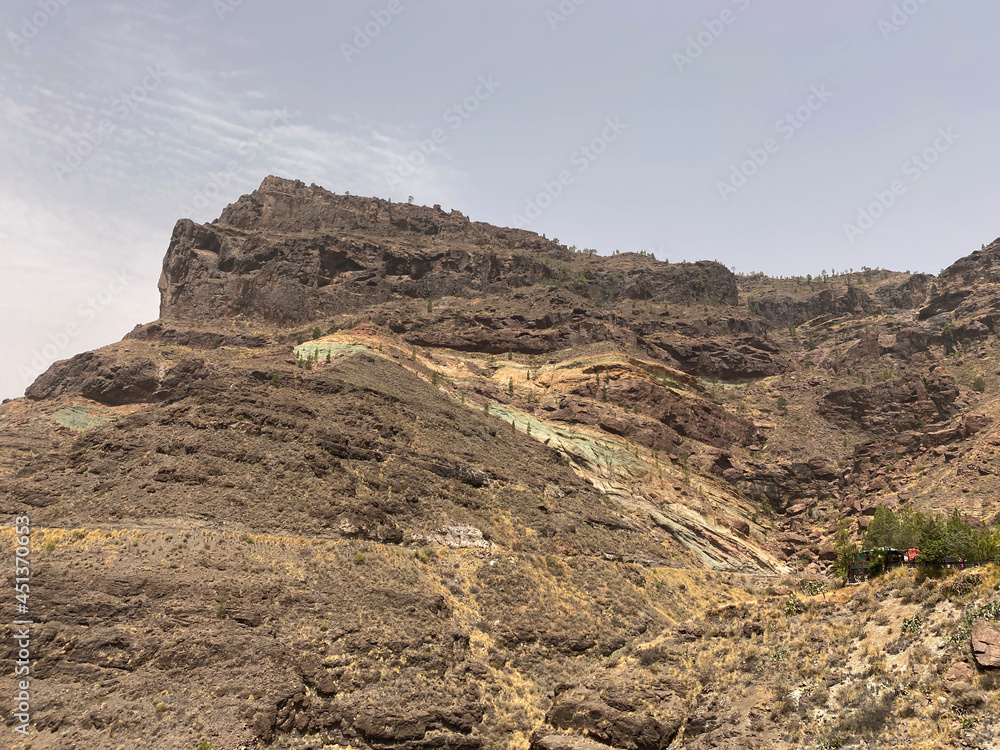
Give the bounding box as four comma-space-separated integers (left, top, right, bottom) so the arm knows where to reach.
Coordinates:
944, 661, 975, 690
547, 688, 678, 750
971, 620, 1000, 668
817, 544, 837, 562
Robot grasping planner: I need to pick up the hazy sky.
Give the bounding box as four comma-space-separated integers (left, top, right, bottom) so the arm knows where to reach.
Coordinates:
2, 1, 999, 400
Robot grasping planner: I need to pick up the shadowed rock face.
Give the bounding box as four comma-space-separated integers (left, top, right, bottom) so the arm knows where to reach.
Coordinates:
158, 177, 738, 328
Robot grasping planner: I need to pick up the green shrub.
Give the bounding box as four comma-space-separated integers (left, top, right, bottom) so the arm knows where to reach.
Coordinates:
901, 613, 922, 636
783, 594, 803, 616
801, 580, 827, 596
353, 552, 365, 565
973, 375, 986, 393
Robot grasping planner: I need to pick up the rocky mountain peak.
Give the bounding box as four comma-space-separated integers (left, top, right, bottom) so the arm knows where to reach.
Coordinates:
158, 176, 737, 326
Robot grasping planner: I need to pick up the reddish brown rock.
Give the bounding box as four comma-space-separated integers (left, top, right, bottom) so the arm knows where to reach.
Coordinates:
944, 661, 975, 690
972, 620, 1000, 668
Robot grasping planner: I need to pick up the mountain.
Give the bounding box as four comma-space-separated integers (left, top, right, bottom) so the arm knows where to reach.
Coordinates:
2, 176, 999, 749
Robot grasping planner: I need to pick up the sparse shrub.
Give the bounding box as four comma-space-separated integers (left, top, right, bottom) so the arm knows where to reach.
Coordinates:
544, 554, 566, 577
811, 685, 830, 707
353, 552, 365, 565
636, 645, 666, 667
974, 671, 1000, 691
951, 683, 986, 711
835, 692, 894, 737
312, 326, 321, 340
212, 335, 222, 349
197, 743, 213, 750
44, 540, 56, 552
948, 573, 983, 599
776, 395, 788, 413
783, 595, 803, 616
973, 375, 986, 393
297, 333, 305, 345
271, 373, 281, 387
900, 613, 922, 636
802, 580, 827, 597
832, 519, 857, 581
953, 600, 1000, 645
242, 534, 254, 544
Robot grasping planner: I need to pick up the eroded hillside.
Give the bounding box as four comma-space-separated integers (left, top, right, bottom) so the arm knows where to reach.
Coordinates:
3, 176, 1000, 749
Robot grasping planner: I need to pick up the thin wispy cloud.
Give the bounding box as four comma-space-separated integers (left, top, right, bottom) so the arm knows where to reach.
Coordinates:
0, 0, 462, 399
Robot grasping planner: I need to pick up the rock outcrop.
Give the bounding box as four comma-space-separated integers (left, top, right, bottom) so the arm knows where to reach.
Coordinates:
8, 176, 1000, 750
972, 620, 1000, 669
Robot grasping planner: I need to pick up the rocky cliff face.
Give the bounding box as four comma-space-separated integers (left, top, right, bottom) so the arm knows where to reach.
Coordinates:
159, 177, 737, 327
5, 177, 1000, 749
